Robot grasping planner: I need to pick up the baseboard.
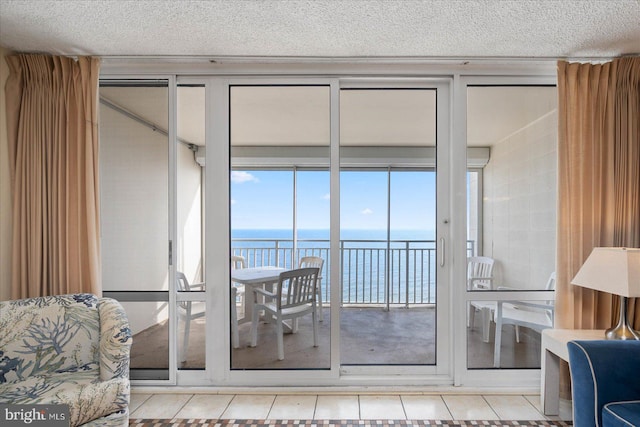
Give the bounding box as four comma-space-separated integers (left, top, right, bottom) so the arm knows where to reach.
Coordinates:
559, 398, 573, 421
132, 385, 541, 395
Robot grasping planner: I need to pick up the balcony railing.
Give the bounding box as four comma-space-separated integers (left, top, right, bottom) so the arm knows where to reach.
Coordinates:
232, 238, 476, 306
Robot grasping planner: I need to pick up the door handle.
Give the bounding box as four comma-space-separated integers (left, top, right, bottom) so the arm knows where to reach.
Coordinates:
440, 238, 445, 267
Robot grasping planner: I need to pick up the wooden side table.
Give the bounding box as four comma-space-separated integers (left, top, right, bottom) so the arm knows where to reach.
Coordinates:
540, 328, 605, 415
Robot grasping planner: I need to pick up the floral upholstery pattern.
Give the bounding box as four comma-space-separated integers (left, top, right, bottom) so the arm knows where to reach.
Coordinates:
0, 294, 132, 427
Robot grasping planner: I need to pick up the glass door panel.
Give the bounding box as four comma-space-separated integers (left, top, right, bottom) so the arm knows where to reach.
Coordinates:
339, 88, 438, 366
229, 85, 331, 369
296, 170, 331, 319
231, 169, 294, 269
465, 85, 558, 369
339, 170, 389, 364
390, 170, 437, 305
177, 84, 206, 370
99, 80, 170, 380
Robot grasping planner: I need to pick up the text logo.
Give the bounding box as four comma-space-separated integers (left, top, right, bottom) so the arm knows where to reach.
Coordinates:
0, 404, 69, 426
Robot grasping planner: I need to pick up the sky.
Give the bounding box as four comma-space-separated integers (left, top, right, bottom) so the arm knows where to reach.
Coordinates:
230, 169, 436, 234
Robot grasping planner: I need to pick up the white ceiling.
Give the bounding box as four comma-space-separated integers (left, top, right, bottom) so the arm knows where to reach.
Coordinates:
0, 0, 639, 59
101, 84, 557, 148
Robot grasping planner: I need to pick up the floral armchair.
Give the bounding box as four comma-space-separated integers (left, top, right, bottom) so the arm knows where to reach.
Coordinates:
0, 294, 132, 427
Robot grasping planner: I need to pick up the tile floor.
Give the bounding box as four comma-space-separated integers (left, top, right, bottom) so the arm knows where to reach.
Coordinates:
130, 392, 565, 421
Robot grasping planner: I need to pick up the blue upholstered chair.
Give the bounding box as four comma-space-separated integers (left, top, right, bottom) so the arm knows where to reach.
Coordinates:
567, 340, 640, 427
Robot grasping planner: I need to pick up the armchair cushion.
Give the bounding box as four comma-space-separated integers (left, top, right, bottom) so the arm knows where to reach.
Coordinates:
0, 294, 131, 427
1, 371, 129, 426
602, 401, 640, 427
568, 340, 640, 427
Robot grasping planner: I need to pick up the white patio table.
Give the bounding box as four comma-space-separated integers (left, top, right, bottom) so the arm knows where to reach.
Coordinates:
231, 266, 286, 324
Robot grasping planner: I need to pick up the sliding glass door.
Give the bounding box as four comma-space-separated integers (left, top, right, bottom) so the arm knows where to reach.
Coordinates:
456, 78, 558, 388
99, 74, 461, 385
99, 80, 171, 381
100, 79, 209, 381
223, 79, 452, 381
338, 86, 446, 371
229, 84, 332, 370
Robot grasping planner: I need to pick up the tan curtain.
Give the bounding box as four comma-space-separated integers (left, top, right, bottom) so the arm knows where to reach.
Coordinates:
556, 55, 639, 399
5, 55, 101, 298
556, 56, 640, 332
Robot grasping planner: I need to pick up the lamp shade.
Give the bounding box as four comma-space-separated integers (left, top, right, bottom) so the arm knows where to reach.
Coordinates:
571, 247, 640, 297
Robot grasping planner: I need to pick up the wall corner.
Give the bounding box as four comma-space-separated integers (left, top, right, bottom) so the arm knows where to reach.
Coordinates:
0, 45, 13, 301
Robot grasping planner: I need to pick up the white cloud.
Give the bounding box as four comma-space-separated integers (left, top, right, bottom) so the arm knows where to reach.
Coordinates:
231, 171, 259, 184
361, 208, 373, 215
230, 199, 236, 205
322, 193, 330, 200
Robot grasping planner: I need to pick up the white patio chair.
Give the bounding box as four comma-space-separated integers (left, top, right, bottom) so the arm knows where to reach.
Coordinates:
250, 267, 320, 360
467, 256, 496, 341
230, 255, 246, 348
467, 256, 495, 290
177, 271, 205, 363
299, 255, 325, 322
493, 272, 556, 367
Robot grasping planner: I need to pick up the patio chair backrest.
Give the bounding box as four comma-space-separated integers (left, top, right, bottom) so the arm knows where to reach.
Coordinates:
467, 256, 495, 290
176, 271, 191, 310
544, 272, 556, 314
276, 267, 319, 310
232, 255, 246, 270
299, 256, 324, 277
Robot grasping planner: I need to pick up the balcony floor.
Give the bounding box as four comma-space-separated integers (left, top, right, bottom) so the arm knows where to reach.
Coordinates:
130, 306, 541, 371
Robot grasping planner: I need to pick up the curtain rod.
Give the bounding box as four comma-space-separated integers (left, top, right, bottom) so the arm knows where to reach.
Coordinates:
99, 96, 196, 150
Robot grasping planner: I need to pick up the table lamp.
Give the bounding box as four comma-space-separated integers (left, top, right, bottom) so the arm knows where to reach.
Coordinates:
571, 247, 640, 340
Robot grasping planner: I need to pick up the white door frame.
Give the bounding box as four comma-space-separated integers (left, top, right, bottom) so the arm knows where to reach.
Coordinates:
336, 78, 453, 382
452, 74, 558, 388
98, 60, 559, 388
201, 76, 455, 386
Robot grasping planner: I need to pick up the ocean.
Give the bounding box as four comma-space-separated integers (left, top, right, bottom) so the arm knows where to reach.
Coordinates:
232, 228, 436, 243
231, 229, 438, 304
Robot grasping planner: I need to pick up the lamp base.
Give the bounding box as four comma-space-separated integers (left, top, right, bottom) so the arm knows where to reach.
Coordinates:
605, 324, 640, 340
605, 296, 640, 340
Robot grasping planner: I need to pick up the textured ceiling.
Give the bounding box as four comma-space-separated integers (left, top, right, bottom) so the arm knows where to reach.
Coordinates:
0, 0, 639, 59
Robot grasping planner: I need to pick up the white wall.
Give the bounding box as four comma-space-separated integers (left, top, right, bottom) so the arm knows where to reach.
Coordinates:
467, 171, 480, 255
482, 110, 558, 289
0, 46, 12, 301
177, 143, 203, 284
99, 89, 203, 334
100, 95, 170, 334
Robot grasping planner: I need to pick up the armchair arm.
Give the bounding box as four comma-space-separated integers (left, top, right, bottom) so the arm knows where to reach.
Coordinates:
253, 287, 277, 301
469, 277, 494, 290
496, 285, 518, 291
568, 340, 640, 427
506, 300, 554, 311
188, 282, 205, 291
98, 298, 132, 381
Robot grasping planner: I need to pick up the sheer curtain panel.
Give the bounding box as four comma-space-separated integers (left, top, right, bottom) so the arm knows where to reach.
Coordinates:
5, 55, 101, 298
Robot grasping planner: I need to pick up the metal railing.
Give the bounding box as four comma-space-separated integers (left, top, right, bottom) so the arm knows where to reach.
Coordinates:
232, 238, 475, 306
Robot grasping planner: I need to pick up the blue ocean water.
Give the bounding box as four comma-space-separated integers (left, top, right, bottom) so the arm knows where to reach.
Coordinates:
231, 229, 437, 304
232, 228, 435, 241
